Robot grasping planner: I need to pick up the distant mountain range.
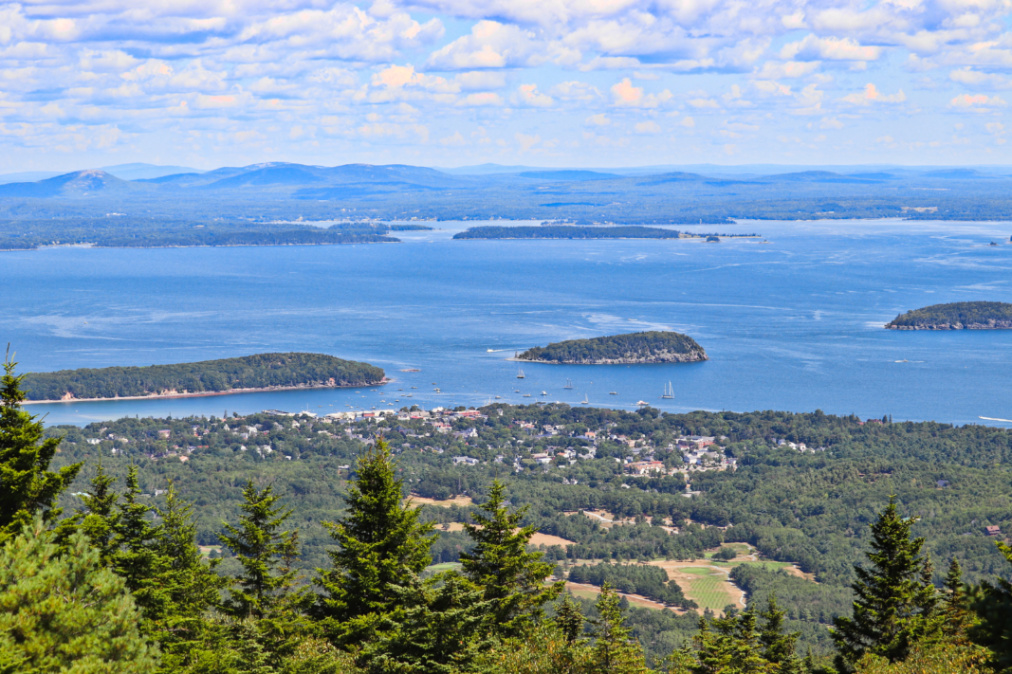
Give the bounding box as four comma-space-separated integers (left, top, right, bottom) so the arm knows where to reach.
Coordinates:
2, 161, 1012, 223
0, 163, 201, 185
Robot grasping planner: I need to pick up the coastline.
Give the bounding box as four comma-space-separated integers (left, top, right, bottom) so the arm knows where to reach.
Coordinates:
23, 378, 390, 405
506, 355, 708, 365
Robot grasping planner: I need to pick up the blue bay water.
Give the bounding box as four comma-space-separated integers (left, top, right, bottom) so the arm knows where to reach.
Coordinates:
6, 218, 1012, 426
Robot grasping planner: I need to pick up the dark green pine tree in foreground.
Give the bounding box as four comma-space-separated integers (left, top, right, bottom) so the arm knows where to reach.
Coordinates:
0, 352, 80, 545
315, 439, 435, 644
590, 583, 649, 674
220, 480, 300, 621
832, 497, 940, 671
0, 516, 158, 673
459, 479, 563, 638
972, 540, 1012, 671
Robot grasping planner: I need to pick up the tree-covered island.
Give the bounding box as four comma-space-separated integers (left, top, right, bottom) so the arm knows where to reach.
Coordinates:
21, 352, 385, 401
452, 225, 759, 240
516, 331, 708, 364
885, 301, 1012, 330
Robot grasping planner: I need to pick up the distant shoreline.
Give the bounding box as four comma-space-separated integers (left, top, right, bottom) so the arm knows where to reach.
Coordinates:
1, 240, 399, 253
23, 379, 390, 405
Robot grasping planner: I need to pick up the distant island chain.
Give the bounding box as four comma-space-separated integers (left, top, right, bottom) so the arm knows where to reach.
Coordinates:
516, 331, 708, 365
22, 353, 386, 403
885, 301, 1012, 330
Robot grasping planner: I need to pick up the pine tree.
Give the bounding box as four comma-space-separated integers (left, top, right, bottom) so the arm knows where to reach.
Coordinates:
0, 516, 159, 672
589, 583, 648, 674
831, 497, 939, 670
77, 462, 121, 564
153, 482, 227, 671
459, 479, 563, 638
556, 592, 586, 644
220, 480, 299, 621
970, 540, 1012, 671
758, 595, 802, 672
316, 439, 435, 644
360, 572, 493, 674
940, 557, 970, 640
114, 464, 172, 624
219, 480, 308, 671
0, 352, 81, 545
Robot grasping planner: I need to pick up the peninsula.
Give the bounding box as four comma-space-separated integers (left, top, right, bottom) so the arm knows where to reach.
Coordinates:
453, 225, 759, 240
516, 331, 708, 364
22, 352, 385, 402
885, 301, 1012, 330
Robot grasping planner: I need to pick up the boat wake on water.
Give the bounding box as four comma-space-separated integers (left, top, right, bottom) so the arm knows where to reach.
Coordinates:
979, 416, 1012, 423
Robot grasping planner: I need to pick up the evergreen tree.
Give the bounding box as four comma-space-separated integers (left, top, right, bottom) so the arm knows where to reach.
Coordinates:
220, 479, 309, 671
153, 482, 227, 672
220, 480, 299, 621
556, 592, 586, 644
360, 572, 492, 673
0, 352, 80, 545
940, 557, 970, 641
114, 464, 171, 624
0, 516, 159, 672
758, 596, 802, 672
670, 598, 802, 674
77, 462, 121, 564
589, 583, 648, 674
316, 439, 435, 644
460, 479, 563, 638
831, 498, 939, 671
970, 540, 1012, 671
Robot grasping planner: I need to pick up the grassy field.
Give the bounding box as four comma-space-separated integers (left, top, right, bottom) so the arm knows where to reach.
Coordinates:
677, 566, 742, 613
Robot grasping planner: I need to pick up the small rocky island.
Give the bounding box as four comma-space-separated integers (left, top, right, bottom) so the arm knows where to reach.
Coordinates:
885, 301, 1012, 330
22, 352, 385, 402
516, 331, 707, 365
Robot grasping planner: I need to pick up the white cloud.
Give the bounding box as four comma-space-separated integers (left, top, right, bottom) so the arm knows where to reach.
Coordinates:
512, 83, 553, 107
610, 78, 672, 107
949, 92, 1006, 107
781, 35, 882, 61
427, 20, 539, 70
842, 83, 907, 105
950, 67, 1012, 88
457, 92, 503, 106
633, 120, 661, 133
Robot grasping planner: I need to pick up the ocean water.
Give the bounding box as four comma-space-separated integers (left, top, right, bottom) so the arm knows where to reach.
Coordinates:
6, 218, 1012, 426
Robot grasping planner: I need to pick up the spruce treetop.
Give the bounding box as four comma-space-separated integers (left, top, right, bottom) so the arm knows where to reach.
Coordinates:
0, 351, 81, 544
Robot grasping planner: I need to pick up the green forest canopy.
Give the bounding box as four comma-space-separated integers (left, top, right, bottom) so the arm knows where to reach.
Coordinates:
22, 352, 385, 400
517, 331, 708, 364
886, 301, 1012, 328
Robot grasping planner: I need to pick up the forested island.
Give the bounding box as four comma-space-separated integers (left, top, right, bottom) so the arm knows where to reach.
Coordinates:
453, 225, 759, 240
22, 352, 385, 401
516, 331, 708, 364
0, 219, 429, 251
885, 301, 1012, 329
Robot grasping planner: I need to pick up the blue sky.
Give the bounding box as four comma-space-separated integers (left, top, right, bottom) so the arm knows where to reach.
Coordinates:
2, 0, 1012, 171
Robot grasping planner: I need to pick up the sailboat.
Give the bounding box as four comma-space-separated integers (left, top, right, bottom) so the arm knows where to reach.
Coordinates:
581, 394, 589, 404
564, 378, 573, 389
661, 381, 674, 399
516, 369, 525, 379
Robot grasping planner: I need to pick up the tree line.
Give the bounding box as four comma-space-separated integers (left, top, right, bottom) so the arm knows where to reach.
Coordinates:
23, 352, 384, 400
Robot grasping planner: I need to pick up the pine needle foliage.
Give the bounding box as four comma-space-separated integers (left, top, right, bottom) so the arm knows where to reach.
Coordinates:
588, 583, 649, 674
0, 352, 80, 545
831, 497, 940, 671
220, 480, 299, 621
316, 439, 435, 644
460, 479, 563, 638
0, 516, 159, 673
971, 540, 1012, 671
